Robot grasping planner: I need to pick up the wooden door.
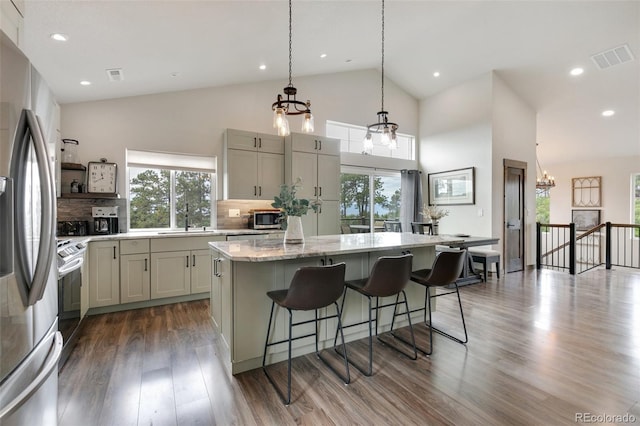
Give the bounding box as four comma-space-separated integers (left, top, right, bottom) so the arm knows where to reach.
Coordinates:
504, 161, 526, 273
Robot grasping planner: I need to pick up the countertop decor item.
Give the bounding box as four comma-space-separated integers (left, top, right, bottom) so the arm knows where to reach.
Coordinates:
271, 178, 320, 244
422, 204, 449, 235
271, 0, 314, 136
363, 0, 399, 152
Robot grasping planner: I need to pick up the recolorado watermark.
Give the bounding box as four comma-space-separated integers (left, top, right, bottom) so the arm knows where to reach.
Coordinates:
575, 412, 637, 423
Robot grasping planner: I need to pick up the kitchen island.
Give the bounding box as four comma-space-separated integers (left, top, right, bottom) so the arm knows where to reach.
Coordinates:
209, 233, 464, 374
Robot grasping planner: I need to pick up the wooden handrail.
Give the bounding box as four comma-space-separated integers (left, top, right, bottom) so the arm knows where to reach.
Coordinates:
540, 223, 605, 259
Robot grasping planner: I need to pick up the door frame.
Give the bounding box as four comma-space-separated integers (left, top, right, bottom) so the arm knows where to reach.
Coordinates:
503, 159, 527, 273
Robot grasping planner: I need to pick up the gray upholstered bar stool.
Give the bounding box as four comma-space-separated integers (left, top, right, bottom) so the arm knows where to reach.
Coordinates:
403, 250, 467, 355
335, 253, 417, 376
262, 262, 350, 405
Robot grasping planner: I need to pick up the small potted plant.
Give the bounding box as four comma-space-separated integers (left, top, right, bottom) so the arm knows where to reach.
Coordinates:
422, 204, 449, 235
272, 178, 320, 244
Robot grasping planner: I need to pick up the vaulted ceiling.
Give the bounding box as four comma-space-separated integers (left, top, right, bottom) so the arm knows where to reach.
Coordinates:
22, 1, 640, 165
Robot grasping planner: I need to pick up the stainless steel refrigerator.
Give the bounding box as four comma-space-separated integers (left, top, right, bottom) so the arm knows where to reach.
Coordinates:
0, 31, 62, 425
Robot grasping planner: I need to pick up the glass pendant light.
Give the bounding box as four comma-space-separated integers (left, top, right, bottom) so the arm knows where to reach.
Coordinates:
271, 0, 313, 137
363, 0, 399, 153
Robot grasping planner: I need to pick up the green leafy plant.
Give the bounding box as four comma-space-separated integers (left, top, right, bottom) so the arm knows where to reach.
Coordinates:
272, 178, 320, 229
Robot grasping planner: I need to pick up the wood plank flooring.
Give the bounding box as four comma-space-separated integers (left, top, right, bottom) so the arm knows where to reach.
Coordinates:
58, 267, 640, 425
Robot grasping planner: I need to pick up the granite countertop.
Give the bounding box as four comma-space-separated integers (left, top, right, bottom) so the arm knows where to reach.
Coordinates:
58, 229, 283, 242
209, 233, 465, 262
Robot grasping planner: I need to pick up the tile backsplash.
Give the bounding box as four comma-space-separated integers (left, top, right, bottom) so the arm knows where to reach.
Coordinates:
216, 200, 275, 229
57, 197, 128, 232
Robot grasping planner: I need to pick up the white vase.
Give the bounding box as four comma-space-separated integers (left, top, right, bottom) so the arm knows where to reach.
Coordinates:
431, 221, 439, 235
284, 215, 304, 244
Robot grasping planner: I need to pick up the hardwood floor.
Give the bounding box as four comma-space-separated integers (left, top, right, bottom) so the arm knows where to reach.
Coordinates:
58, 268, 640, 425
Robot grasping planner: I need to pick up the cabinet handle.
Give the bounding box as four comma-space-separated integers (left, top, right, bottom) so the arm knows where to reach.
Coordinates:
192, 254, 196, 267
259, 186, 262, 196
314, 187, 317, 197
186, 256, 189, 268
319, 140, 322, 151
144, 258, 147, 271
254, 137, 257, 148
314, 139, 318, 150
113, 246, 116, 259
254, 186, 257, 196
258, 137, 262, 148
213, 257, 218, 276
319, 187, 322, 197
320, 258, 325, 266
328, 258, 333, 265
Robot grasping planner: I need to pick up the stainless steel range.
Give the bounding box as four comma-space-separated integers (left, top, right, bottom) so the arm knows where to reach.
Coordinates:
56, 238, 88, 369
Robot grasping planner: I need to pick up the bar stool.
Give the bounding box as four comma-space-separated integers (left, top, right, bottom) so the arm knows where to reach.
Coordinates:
398, 250, 467, 355
335, 254, 417, 376
411, 222, 433, 235
262, 263, 349, 405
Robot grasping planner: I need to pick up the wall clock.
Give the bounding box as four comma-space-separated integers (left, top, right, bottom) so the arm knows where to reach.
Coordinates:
87, 160, 118, 193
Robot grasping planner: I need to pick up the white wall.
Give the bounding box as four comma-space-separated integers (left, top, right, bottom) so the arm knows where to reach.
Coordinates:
548, 155, 640, 225
419, 71, 537, 267
60, 69, 418, 198
491, 72, 537, 265
419, 73, 493, 237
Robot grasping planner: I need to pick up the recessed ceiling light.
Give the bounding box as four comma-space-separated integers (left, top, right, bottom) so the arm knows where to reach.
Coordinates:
345, 59, 352, 63
80, 80, 91, 86
259, 64, 266, 70
602, 110, 615, 117
320, 53, 327, 59
570, 67, 584, 76
433, 71, 440, 77
170, 72, 180, 77
50, 33, 68, 42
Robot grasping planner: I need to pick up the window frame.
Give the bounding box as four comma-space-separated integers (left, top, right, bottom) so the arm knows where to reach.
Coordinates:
126, 149, 216, 232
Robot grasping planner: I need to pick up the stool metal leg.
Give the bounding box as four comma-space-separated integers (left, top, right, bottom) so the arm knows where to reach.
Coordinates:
316, 302, 350, 385
262, 304, 294, 405
426, 283, 468, 344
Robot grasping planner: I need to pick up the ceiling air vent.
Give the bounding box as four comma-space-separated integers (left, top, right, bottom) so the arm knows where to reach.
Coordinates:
106, 68, 124, 82
591, 44, 635, 70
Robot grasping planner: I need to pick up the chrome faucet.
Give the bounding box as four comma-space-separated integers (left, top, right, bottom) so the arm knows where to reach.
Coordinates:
185, 203, 189, 231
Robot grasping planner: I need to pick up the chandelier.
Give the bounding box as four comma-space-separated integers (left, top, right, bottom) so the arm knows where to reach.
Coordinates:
363, 0, 398, 152
536, 146, 555, 191
272, 0, 313, 137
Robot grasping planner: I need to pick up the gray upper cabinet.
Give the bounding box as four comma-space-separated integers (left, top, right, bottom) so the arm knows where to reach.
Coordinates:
285, 133, 341, 236
223, 129, 284, 200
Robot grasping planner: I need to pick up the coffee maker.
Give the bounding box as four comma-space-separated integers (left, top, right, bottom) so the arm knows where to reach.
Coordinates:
92, 206, 119, 235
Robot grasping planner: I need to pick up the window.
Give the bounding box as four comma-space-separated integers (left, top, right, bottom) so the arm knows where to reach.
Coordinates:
127, 150, 216, 231
327, 121, 415, 161
340, 167, 401, 232
536, 189, 550, 224
634, 173, 640, 237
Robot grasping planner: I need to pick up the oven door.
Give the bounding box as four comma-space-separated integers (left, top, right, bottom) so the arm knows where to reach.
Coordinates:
57, 257, 83, 368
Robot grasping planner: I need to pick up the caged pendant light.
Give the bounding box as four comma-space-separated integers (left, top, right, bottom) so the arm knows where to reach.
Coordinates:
363, 0, 398, 152
272, 0, 314, 137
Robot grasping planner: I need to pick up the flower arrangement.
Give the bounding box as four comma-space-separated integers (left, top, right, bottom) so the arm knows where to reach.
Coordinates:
271, 178, 320, 230
422, 204, 449, 223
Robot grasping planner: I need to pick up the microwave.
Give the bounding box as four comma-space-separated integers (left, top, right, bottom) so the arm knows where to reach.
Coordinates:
249, 210, 282, 229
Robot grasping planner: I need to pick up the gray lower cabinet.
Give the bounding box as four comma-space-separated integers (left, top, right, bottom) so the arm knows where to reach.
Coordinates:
150, 250, 191, 299
120, 239, 151, 303
88, 240, 120, 308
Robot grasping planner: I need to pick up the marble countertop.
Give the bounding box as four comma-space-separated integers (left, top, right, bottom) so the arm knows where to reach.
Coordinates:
209, 233, 465, 262
57, 229, 283, 242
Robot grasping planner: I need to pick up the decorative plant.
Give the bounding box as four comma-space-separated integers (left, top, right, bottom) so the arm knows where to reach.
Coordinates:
422, 204, 449, 222
272, 178, 320, 229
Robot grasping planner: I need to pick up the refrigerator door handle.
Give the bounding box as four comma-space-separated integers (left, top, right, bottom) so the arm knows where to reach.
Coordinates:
11, 110, 56, 306
0, 331, 63, 420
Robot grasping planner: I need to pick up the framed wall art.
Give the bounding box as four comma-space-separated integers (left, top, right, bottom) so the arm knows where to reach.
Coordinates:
572, 176, 601, 207
428, 167, 475, 205
571, 209, 601, 231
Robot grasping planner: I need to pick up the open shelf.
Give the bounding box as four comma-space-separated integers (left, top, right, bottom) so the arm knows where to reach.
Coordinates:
59, 193, 120, 199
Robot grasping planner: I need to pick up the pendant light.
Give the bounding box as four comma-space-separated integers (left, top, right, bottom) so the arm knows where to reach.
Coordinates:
363, 0, 398, 152
536, 143, 555, 192
272, 0, 313, 137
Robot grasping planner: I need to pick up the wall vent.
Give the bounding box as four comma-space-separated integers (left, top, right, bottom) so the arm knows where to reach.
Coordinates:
591, 44, 635, 70
106, 68, 124, 82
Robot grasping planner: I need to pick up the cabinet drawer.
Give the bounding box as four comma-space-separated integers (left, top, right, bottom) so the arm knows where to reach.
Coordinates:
151, 235, 226, 252
120, 239, 150, 255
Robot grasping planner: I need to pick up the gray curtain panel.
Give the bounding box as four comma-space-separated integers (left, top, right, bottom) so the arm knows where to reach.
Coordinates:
400, 169, 422, 232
